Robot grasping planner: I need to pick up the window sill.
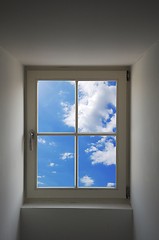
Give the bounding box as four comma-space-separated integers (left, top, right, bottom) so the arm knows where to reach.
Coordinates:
22, 199, 132, 210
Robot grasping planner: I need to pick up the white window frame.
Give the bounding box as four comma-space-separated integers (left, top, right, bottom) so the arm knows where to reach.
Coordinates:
25, 68, 127, 200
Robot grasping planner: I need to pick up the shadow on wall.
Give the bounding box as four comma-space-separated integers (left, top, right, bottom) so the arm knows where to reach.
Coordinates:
21, 207, 133, 240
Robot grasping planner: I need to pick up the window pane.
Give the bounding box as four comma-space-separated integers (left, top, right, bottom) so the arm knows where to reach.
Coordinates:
78, 81, 117, 133
37, 136, 75, 188
78, 136, 116, 188
38, 81, 75, 132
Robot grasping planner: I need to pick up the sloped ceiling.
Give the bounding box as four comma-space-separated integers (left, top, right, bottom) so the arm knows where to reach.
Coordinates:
0, 1, 159, 65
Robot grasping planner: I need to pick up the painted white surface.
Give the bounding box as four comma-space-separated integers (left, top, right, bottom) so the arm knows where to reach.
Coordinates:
131, 43, 159, 240
21, 205, 133, 240
0, 47, 23, 240
0, 2, 159, 65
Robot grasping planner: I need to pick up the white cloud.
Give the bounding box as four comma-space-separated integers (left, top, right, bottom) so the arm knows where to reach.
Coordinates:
38, 138, 56, 147
60, 152, 74, 160
59, 90, 65, 95
49, 141, 56, 146
38, 175, 45, 178
106, 182, 116, 188
104, 113, 116, 132
61, 102, 75, 128
85, 146, 98, 153
68, 81, 75, 86
48, 162, 55, 167
80, 175, 94, 187
38, 181, 44, 185
85, 136, 116, 166
38, 137, 46, 144
52, 171, 57, 174
61, 81, 116, 132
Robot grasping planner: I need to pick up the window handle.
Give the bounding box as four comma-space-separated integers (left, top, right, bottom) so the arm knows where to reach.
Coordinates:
29, 129, 35, 151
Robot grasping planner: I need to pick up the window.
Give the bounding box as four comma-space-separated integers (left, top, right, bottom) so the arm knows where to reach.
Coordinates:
25, 68, 127, 200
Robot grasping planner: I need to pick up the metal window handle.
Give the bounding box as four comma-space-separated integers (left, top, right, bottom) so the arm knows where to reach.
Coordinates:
29, 129, 35, 151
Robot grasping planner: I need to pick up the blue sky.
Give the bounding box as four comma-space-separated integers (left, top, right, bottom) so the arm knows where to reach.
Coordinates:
37, 80, 117, 188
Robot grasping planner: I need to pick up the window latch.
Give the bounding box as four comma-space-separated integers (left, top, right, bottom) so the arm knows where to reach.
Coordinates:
29, 129, 35, 151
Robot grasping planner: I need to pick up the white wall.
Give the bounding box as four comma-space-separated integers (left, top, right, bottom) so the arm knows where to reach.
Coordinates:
21, 205, 133, 240
0, 47, 23, 240
131, 42, 159, 240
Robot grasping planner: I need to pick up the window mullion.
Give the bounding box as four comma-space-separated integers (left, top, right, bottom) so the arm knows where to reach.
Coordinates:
75, 80, 78, 188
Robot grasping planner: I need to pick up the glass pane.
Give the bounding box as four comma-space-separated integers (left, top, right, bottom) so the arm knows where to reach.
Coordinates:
78, 81, 117, 133
38, 81, 75, 132
78, 136, 116, 188
37, 136, 75, 188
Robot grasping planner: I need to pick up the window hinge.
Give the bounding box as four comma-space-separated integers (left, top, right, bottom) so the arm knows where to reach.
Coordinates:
126, 71, 131, 81
126, 186, 130, 199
